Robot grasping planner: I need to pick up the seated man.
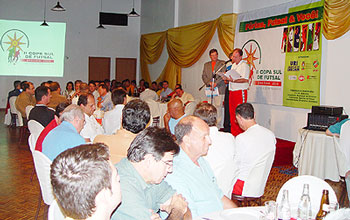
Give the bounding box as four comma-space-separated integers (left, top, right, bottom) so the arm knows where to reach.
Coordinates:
193, 102, 236, 198
6, 80, 22, 126
48, 82, 67, 109
79, 93, 104, 142
50, 143, 122, 220
172, 84, 194, 106
164, 99, 186, 135
165, 116, 237, 218
160, 80, 173, 100
140, 82, 159, 101
326, 118, 350, 137
15, 81, 36, 117
94, 99, 150, 164
29, 86, 55, 127
89, 81, 99, 103
112, 127, 191, 220
97, 84, 113, 112
35, 102, 69, 152
232, 103, 276, 195
72, 82, 89, 105
42, 104, 86, 160
103, 89, 127, 135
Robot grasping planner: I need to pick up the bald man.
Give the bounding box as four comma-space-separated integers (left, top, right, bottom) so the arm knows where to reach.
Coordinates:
164, 99, 186, 135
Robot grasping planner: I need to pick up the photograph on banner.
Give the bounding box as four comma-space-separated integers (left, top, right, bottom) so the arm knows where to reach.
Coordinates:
234, 0, 323, 108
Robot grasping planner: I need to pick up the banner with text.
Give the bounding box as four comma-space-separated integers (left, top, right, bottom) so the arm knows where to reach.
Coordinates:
234, 0, 323, 108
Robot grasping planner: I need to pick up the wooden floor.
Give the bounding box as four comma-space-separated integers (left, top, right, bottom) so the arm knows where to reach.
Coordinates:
0, 110, 347, 219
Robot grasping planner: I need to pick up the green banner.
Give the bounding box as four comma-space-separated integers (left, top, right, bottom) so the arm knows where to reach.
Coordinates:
282, 2, 323, 108
240, 6, 323, 32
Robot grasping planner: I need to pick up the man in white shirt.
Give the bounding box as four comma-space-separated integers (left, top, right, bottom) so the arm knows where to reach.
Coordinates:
140, 82, 158, 101
79, 93, 104, 142
89, 81, 100, 103
193, 102, 236, 198
222, 48, 250, 136
103, 89, 127, 135
172, 84, 194, 106
232, 103, 276, 196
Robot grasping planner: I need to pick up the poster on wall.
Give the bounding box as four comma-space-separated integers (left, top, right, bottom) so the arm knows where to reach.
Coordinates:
234, 0, 323, 108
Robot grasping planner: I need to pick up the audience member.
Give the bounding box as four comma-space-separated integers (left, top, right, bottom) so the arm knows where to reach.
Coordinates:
172, 84, 194, 106
74, 80, 82, 94
326, 118, 350, 137
140, 82, 159, 101
7, 80, 21, 101
326, 119, 350, 202
28, 86, 55, 127
42, 104, 86, 160
151, 81, 158, 91
35, 102, 69, 152
160, 81, 173, 100
104, 79, 111, 91
89, 81, 99, 103
72, 82, 89, 105
157, 81, 163, 96
138, 79, 146, 93
94, 99, 150, 164
63, 81, 74, 100
50, 143, 122, 220
232, 103, 276, 195
124, 79, 135, 96
6, 80, 22, 125
102, 89, 127, 135
165, 116, 237, 218
193, 102, 236, 198
78, 93, 104, 142
97, 84, 113, 112
48, 82, 67, 109
112, 127, 191, 220
15, 81, 36, 117
164, 99, 186, 135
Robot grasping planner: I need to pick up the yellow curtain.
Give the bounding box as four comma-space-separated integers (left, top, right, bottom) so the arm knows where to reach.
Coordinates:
140, 13, 237, 88
140, 31, 166, 83
323, 0, 350, 40
217, 13, 237, 57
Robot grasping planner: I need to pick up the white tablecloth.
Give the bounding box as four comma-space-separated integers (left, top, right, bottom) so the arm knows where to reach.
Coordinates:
194, 206, 265, 220
293, 128, 347, 181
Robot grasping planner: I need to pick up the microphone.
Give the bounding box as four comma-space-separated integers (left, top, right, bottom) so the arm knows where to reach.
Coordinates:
225, 60, 231, 64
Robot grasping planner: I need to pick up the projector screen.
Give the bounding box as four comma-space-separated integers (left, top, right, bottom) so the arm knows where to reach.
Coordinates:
0, 19, 66, 77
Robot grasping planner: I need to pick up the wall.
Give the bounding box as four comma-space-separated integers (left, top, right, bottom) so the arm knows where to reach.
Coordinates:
141, 0, 350, 141
0, 0, 141, 107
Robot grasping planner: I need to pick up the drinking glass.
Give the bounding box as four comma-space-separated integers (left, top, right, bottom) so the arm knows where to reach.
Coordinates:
264, 201, 277, 220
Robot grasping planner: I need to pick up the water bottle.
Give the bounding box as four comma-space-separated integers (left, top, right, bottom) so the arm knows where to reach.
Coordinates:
278, 190, 291, 220
297, 184, 312, 220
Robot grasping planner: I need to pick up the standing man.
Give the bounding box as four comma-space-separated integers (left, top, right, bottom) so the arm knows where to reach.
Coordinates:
202, 49, 226, 127
222, 48, 250, 136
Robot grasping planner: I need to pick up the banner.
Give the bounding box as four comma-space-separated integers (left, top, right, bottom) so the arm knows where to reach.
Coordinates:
234, 0, 323, 108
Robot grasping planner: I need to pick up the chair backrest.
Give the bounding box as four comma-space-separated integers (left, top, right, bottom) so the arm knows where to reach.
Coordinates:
28, 120, 44, 152
242, 150, 275, 197
339, 120, 350, 170
276, 175, 337, 210
33, 150, 54, 205
145, 99, 160, 117
25, 105, 34, 119
9, 96, 18, 114
184, 100, 197, 116
48, 200, 65, 220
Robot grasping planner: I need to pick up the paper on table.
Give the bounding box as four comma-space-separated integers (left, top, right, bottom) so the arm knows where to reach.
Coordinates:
217, 68, 242, 80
